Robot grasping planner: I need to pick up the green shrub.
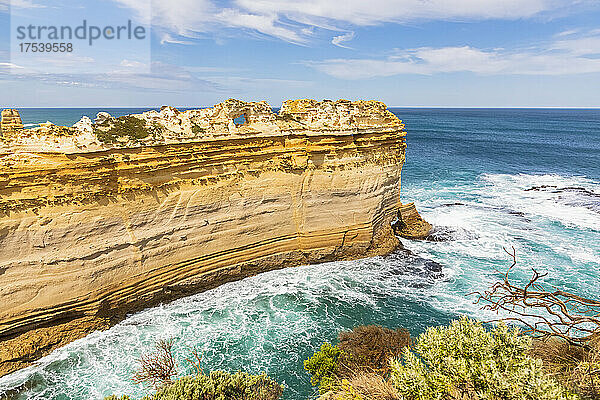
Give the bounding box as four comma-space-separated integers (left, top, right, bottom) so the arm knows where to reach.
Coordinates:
390, 317, 579, 400
95, 116, 158, 144
105, 371, 282, 400
191, 124, 206, 135
305, 326, 411, 397
104, 396, 132, 400
144, 371, 282, 400
304, 343, 344, 394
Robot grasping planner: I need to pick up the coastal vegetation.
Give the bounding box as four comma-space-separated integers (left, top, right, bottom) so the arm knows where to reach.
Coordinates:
530, 334, 600, 400
103, 250, 599, 400
191, 123, 206, 135
473, 248, 600, 399
94, 116, 161, 144
305, 319, 579, 400
304, 325, 410, 395
104, 341, 283, 400
303, 250, 599, 400
105, 372, 283, 400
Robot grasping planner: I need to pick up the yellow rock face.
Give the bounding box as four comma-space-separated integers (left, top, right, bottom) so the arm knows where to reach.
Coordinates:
0, 109, 24, 137
0, 99, 407, 376
394, 202, 433, 239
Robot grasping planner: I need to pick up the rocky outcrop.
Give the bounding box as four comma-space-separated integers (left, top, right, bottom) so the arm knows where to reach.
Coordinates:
0, 99, 407, 376
393, 202, 433, 239
0, 110, 24, 137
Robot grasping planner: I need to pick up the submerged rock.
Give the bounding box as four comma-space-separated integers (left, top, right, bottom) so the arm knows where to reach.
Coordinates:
384, 250, 444, 287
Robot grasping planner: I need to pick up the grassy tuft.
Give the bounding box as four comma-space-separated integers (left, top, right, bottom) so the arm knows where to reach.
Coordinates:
530, 334, 600, 399
338, 325, 410, 376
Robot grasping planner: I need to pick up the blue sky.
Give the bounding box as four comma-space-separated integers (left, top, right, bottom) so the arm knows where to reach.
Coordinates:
1, 0, 600, 107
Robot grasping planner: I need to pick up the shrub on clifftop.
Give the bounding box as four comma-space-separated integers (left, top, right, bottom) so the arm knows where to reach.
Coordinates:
390, 318, 577, 400
95, 116, 161, 144
304, 325, 411, 395
338, 325, 410, 375
529, 334, 600, 399
145, 371, 282, 400
306, 318, 578, 400
304, 342, 345, 394
104, 340, 283, 400
104, 372, 282, 400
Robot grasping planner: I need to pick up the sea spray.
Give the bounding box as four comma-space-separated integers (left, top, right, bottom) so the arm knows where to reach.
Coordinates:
2, 108, 599, 400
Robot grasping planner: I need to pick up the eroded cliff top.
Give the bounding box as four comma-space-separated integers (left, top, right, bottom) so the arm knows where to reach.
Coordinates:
0, 99, 405, 153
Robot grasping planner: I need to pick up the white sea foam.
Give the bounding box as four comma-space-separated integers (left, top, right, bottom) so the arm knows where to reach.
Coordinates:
480, 173, 600, 230
1, 172, 599, 400
404, 172, 600, 300
0, 255, 460, 400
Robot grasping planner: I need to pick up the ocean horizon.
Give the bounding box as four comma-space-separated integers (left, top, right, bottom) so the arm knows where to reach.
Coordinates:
3, 0, 600, 398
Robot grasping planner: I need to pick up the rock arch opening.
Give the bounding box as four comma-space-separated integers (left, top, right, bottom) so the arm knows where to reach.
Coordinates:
233, 114, 247, 126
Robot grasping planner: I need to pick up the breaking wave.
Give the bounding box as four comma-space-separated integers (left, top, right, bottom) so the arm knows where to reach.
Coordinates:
1, 171, 598, 400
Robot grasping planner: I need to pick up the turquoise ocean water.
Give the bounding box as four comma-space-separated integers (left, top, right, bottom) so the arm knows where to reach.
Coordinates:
0, 108, 599, 399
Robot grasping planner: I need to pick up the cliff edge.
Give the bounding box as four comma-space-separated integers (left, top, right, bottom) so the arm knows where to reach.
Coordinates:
0, 99, 407, 376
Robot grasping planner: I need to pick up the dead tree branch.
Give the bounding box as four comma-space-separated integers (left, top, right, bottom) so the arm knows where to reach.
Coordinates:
473, 246, 600, 345
184, 345, 204, 376
132, 339, 178, 389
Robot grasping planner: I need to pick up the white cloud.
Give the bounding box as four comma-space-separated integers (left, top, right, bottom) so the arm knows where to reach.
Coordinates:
331, 32, 354, 49
0, 62, 25, 74
208, 75, 311, 88
307, 33, 600, 79
108, 0, 588, 45
3, 0, 596, 46
111, 0, 306, 44
160, 33, 195, 45
111, 0, 214, 35
555, 29, 579, 37
0, 0, 45, 9
234, 0, 553, 26
551, 35, 600, 55
0, 61, 219, 92
120, 59, 146, 68
215, 8, 305, 44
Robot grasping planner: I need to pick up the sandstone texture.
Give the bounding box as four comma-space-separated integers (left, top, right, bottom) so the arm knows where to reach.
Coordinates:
0, 99, 407, 376
0, 110, 24, 138
393, 202, 433, 239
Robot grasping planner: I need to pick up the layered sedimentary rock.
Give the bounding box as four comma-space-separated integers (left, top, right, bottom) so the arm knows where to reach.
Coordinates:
393, 202, 433, 239
0, 110, 24, 137
0, 99, 407, 376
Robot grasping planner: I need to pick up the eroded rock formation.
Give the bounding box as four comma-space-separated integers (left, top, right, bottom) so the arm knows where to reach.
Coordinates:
0, 99, 407, 376
0, 110, 24, 137
393, 202, 433, 239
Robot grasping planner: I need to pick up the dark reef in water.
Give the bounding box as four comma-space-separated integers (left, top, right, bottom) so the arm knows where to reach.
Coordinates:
526, 185, 600, 213
385, 249, 444, 288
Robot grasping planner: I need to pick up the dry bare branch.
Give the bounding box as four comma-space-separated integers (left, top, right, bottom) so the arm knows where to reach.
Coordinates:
184, 345, 204, 376
472, 247, 600, 346
132, 339, 178, 389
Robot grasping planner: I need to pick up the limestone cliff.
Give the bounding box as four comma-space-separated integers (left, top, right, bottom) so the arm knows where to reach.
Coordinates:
0, 110, 23, 137
0, 99, 407, 376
